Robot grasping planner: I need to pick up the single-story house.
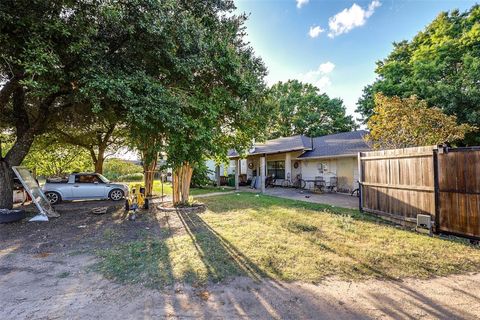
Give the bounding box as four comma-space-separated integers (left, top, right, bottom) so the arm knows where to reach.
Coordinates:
227, 130, 371, 193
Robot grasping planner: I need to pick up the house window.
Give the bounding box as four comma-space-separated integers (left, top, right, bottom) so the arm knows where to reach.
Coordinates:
267, 161, 285, 179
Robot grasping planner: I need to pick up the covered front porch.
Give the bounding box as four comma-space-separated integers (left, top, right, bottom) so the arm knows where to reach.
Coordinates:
226, 152, 358, 194
228, 150, 303, 193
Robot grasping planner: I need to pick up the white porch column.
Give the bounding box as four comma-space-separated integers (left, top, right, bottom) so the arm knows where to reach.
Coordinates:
285, 152, 292, 182
235, 159, 240, 190
260, 156, 266, 193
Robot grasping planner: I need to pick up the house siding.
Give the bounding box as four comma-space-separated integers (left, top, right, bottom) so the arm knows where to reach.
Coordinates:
300, 156, 358, 192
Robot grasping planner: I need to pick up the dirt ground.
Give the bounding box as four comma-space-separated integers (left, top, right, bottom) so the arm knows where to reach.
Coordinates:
1, 200, 479, 320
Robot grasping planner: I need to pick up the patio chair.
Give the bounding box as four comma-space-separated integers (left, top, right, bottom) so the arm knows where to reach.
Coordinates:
327, 177, 338, 192
314, 176, 325, 193
266, 175, 276, 188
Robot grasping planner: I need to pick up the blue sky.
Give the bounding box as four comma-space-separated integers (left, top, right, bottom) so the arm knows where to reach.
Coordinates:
234, 0, 478, 119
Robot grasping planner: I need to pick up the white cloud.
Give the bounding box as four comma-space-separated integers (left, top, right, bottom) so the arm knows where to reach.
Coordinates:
327, 0, 381, 38
297, 62, 335, 90
318, 61, 335, 74
296, 0, 309, 9
308, 25, 324, 38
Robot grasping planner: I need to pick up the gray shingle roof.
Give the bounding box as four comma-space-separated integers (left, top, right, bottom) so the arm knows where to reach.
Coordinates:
298, 130, 370, 158
228, 135, 311, 157
228, 131, 371, 158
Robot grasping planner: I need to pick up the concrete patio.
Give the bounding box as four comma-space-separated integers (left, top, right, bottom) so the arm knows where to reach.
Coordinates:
240, 186, 359, 209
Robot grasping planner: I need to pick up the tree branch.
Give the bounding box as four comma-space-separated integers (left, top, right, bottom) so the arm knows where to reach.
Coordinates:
0, 79, 16, 112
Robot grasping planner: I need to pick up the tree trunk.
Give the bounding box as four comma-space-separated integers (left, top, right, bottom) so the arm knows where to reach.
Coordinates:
90, 147, 105, 174
0, 132, 36, 209
0, 161, 14, 209
172, 162, 193, 206
143, 156, 157, 197
95, 156, 104, 174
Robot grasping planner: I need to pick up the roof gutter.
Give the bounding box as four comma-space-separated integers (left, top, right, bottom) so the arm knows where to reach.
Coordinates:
296, 153, 358, 160
228, 147, 311, 159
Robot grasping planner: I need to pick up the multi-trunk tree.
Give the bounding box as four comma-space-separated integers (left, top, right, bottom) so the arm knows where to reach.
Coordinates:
128, 3, 271, 205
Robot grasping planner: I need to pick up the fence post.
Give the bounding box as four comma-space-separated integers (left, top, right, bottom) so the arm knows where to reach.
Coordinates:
433, 147, 440, 233
358, 152, 363, 212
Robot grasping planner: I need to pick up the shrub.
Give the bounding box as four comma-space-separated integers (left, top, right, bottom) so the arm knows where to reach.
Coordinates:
190, 162, 213, 188
104, 158, 143, 181
117, 173, 144, 182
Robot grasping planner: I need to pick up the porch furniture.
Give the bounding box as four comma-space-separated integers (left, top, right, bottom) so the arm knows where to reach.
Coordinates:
266, 175, 276, 188
239, 174, 248, 186
327, 177, 338, 192
314, 176, 326, 193
220, 176, 228, 186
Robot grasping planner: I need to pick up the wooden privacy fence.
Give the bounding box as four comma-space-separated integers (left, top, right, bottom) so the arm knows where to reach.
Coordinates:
359, 145, 480, 240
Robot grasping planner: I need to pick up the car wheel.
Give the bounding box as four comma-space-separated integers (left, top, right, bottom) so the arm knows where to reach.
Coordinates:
45, 192, 61, 205
109, 189, 124, 201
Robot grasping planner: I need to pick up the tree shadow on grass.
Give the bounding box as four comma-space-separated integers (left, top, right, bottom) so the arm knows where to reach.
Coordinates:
176, 209, 271, 284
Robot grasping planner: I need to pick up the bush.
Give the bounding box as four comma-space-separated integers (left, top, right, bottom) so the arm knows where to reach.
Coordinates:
117, 173, 144, 182
190, 162, 213, 188
104, 159, 143, 181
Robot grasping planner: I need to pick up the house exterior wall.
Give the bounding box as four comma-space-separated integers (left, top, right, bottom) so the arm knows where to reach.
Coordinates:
205, 159, 217, 180
336, 157, 358, 192
204, 159, 247, 181
300, 156, 358, 192
237, 153, 358, 192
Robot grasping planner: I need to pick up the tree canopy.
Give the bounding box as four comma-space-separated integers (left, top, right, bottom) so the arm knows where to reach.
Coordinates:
366, 94, 475, 149
356, 5, 480, 145
22, 136, 93, 177
0, 0, 270, 207
266, 80, 356, 139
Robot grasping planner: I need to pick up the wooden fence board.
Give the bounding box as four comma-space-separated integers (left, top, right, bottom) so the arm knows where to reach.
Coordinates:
361, 146, 480, 239
359, 146, 436, 224
437, 149, 480, 238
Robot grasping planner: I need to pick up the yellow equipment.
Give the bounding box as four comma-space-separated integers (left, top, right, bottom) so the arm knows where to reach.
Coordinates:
125, 184, 149, 220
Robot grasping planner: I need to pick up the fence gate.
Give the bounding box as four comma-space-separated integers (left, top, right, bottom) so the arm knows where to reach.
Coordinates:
435, 147, 480, 239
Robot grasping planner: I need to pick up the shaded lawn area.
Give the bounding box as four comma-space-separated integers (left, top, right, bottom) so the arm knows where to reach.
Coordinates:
124, 180, 233, 197
95, 193, 480, 288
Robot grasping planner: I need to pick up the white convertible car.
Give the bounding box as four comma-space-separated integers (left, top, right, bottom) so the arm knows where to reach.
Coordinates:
42, 173, 129, 204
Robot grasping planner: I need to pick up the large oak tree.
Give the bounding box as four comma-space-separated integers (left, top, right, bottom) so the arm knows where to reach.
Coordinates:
356, 5, 480, 145
0, 0, 269, 208
266, 80, 356, 139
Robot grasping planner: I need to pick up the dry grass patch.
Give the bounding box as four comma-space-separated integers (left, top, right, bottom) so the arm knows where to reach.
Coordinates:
95, 193, 480, 288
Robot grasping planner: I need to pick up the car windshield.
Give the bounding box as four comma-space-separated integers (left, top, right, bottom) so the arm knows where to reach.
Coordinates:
97, 174, 110, 184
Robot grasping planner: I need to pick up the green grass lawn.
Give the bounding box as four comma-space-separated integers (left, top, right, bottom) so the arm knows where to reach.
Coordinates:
96, 193, 480, 288
123, 180, 233, 197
